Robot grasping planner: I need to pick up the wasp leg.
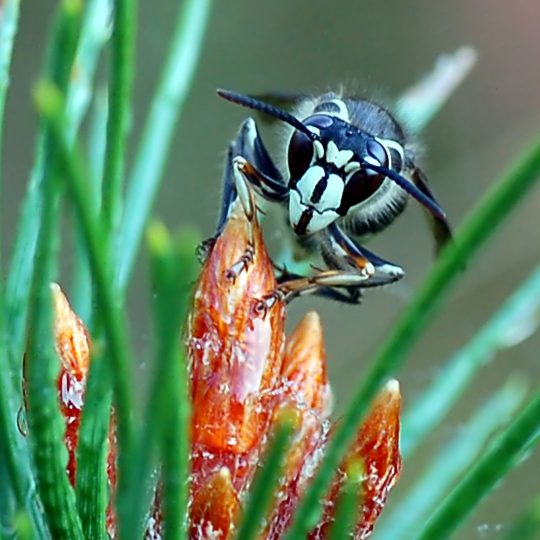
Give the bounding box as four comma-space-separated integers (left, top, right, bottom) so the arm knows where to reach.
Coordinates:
276, 267, 364, 304
255, 268, 374, 314
324, 224, 405, 288
256, 224, 405, 311
233, 156, 289, 203
196, 142, 236, 261
228, 117, 288, 204
217, 118, 286, 231
199, 118, 287, 263
220, 160, 258, 283
220, 155, 286, 283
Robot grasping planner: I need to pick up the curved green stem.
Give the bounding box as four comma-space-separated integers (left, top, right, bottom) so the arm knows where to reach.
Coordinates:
76, 349, 112, 540
5, 0, 83, 372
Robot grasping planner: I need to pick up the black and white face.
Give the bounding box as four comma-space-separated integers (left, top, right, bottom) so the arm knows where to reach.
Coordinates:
286, 99, 405, 235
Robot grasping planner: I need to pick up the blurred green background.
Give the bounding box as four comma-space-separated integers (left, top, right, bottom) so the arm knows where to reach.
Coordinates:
3, 0, 540, 538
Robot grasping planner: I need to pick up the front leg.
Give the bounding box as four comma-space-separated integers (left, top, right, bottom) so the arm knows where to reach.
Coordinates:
276, 266, 364, 304
323, 223, 404, 288
256, 267, 374, 314
216, 118, 287, 236
257, 224, 404, 310
233, 156, 289, 204
199, 118, 288, 263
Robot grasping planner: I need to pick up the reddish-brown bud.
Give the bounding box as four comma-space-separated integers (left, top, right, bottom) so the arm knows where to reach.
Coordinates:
52, 283, 90, 379
264, 312, 333, 539
188, 200, 286, 454
50, 284, 117, 536
311, 379, 402, 539
25, 179, 403, 540
352, 379, 401, 538
190, 467, 241, 539
280, 311, 332, 420
51, 283, 91, 484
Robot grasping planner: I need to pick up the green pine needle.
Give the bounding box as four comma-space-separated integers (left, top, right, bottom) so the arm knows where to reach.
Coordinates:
34, 80, 136, 537
116, 0, 213, 292
236, 411, 297, 540
101, 0, 136, 232
415, 384, 540, 539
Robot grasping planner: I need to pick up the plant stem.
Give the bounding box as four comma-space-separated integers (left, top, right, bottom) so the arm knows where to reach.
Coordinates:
101, 0, 136, 232
34, 81, 136, 538
116, 0, 213, 292
25, 5, 86, 532
147, 225, 199, 540
236, 412, 296, 540
401, 262, 540, 459
76, 348, 112, 540
5, 0, 82, 372
415, 386, 540, 539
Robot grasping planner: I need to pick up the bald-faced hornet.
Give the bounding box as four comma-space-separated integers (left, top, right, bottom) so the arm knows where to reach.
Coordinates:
208, 89, 452, 306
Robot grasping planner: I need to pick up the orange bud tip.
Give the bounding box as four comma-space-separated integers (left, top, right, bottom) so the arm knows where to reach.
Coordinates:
385, 378, 400, 395
190, 467, 240, 538
51, 282, 90, 379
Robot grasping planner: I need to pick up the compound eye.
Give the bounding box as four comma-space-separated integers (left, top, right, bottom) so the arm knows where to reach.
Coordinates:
288, 130, 313, 180
365, 139, 389, 173
339, 167, 384, 215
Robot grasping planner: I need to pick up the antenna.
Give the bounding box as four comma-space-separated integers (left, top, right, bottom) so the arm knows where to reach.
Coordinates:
217, 89, 320, 142
362, 162, 447, 219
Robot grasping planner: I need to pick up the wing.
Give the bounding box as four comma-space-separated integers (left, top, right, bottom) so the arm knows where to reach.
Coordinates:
411, 167, 453, 255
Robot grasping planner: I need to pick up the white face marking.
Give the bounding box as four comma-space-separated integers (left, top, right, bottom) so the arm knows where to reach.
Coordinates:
295, 168, 343, 213
325, 141, 354, 169
334, 148, 354, 169
330, 99, 349, 121
307, 126, 320, 137
364, 155, 381, 168
289, 190, 304, 231
326, 140, 339, 164
304, 209, 340, 234
344, 161, 361, 174
314, 140, 325, 159
290, 174, 341, 234
316, 173, 343, 212
296, 166, 325, 203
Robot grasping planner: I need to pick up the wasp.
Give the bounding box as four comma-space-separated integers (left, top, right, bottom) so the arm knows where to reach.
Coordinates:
205, 89, 452, 307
